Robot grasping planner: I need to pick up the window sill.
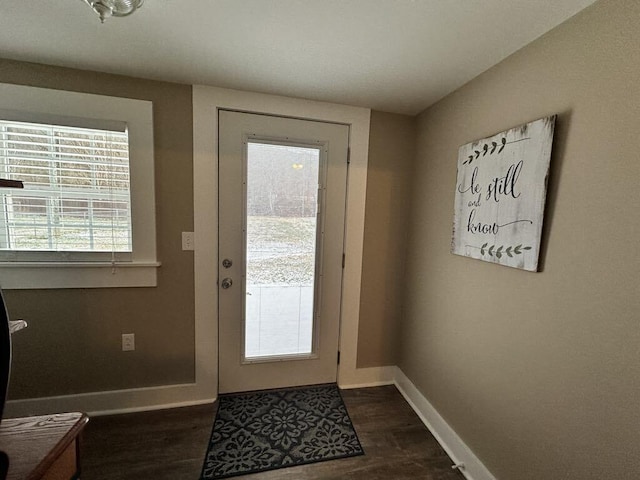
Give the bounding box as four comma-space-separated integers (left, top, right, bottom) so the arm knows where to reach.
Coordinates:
0, 261, 160, 289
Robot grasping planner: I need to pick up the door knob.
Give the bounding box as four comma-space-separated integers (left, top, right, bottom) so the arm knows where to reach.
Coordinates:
221, 278, 233, 289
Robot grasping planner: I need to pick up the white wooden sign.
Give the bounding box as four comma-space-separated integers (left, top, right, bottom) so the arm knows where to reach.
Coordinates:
451, 116, 556, 271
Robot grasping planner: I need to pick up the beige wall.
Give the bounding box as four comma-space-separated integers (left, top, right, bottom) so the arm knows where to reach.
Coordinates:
1, 59, 195, 399
0, 58, 405, 399
357, 111, 415, 368
399, 0, 640, 478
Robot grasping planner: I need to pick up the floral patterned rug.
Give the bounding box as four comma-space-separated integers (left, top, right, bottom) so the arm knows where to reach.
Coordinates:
200, 384, 364, 479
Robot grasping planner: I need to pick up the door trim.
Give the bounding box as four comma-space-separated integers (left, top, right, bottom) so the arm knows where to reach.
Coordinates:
193, 85, 371, 400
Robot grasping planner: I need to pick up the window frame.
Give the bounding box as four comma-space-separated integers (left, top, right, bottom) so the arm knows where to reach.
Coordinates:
0, 83, 158, 289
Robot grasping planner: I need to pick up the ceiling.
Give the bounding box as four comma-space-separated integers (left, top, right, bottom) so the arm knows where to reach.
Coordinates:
0, 0, 597, 115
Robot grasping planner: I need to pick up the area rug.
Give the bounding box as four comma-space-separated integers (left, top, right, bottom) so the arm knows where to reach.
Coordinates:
200, 384, 364, 479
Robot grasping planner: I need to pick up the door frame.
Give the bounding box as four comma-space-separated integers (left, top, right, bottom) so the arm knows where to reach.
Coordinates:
193, 85, 371, 400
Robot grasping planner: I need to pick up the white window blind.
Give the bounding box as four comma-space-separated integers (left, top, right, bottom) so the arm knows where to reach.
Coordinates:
0, 120, 132, 256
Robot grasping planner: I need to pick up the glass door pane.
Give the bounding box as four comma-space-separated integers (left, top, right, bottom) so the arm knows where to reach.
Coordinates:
244, 141, 321, 359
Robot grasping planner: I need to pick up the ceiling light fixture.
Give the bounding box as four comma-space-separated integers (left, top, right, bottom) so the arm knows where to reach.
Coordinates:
84, 0, 144, 23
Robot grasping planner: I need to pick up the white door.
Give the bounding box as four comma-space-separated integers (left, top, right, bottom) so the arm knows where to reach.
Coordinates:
218, 110, 349, 394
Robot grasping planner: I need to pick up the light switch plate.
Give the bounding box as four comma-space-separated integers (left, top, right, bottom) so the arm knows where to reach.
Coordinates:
122, 333, 135, 351
182, 231, 194, 251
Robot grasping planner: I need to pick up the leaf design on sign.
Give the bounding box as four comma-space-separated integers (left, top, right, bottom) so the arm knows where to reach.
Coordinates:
475, 244, 531, 258
463, 134, 525, 167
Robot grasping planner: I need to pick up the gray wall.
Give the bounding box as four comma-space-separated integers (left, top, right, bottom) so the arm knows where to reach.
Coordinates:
1, 59, 196, 398
1, 60, 409, 399
399, 0, 640, 478
357, 111, 415, 367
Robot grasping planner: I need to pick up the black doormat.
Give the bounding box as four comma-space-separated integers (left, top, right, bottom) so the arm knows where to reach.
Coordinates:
200, 384, 364, 479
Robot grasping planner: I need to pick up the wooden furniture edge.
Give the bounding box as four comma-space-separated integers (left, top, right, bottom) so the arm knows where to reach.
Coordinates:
27, 412, 89, 480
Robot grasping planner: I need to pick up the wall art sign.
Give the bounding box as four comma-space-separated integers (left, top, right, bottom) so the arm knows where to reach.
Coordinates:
451, 115, 556, 271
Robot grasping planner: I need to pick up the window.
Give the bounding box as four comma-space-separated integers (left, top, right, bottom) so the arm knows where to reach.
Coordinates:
0, 121, 132, 259
0, 83, 158, 289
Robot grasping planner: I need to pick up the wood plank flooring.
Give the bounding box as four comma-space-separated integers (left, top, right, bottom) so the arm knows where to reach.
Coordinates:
81, 385, 465, 479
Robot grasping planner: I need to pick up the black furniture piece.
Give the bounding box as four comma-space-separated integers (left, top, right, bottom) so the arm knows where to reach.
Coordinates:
0, 451, 7, 480
0, 179, 24, 426
0, 289, 10, 480
0, 179, 25, 480
0, 289, 9, 424
0, 179, 23, 426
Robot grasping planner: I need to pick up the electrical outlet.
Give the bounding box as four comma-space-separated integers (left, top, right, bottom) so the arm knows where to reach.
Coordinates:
182, 231, 194, 251
122, 333, 135, 351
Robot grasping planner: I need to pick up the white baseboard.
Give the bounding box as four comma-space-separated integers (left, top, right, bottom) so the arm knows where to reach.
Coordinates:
394, 368, 496, 480
5, 363, 494, 480
338, 365, 396, 389
5, 365, 395, 418
5, 382, 216, 418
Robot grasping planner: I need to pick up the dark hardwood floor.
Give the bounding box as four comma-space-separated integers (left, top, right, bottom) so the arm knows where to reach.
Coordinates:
81, 385, 465, 479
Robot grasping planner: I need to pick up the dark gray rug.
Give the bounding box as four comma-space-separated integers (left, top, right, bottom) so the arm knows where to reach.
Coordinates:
200, 384, 364, 479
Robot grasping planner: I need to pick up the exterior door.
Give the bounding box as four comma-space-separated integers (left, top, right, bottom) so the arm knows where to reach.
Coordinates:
218, 110, 349, 394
